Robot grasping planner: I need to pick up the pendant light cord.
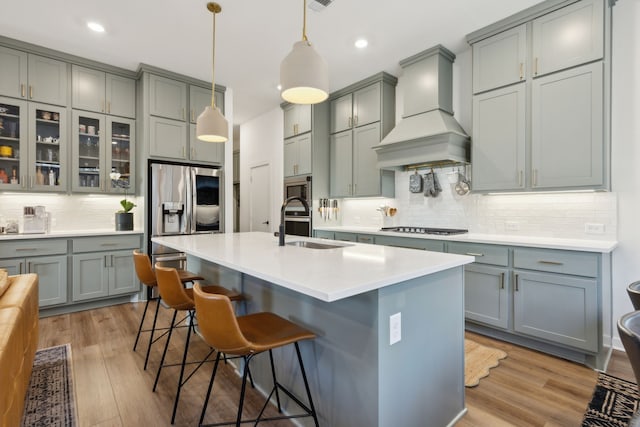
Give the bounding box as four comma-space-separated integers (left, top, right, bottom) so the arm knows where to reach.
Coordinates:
302, 0, 308, 41
211, 9, 217, 107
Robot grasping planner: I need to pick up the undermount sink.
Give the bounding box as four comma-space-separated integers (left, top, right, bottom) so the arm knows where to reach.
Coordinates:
286, 241, 352, 250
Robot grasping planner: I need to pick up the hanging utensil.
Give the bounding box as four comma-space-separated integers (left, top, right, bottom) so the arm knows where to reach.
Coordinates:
409, 170, 423, 193
455, 167, 470, 195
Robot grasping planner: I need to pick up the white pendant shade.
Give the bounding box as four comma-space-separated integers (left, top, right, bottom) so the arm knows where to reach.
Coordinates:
196, 105, 228, 142
280, 40, 329, 104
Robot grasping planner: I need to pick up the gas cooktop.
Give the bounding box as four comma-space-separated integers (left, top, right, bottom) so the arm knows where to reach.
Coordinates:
380, 226, 468, 236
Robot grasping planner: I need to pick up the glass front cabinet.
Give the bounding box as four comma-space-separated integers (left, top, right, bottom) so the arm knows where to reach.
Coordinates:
0, 96, 68, 192
72, 110, 135, 194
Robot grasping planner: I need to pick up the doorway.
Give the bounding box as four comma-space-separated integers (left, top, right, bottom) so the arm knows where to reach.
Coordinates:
249, 163, 271, 232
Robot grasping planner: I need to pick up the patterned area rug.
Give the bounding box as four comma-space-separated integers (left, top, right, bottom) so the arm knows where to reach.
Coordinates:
22, 344, 77, 427
582, 372, 640, 426
464, 339, 507, 387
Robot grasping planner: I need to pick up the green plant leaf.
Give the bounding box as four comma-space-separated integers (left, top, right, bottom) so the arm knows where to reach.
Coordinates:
120, 199, 136, 213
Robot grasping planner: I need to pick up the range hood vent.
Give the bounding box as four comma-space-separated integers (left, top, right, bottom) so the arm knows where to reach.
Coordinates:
374, 45, 470, 170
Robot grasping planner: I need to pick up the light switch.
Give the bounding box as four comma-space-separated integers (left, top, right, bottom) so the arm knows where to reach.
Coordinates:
390, 312, 401, 345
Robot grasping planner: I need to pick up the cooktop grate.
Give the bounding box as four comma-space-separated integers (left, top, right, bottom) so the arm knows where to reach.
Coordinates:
380, 226, 468, 235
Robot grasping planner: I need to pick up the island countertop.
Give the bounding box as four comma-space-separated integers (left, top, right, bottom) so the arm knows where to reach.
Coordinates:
152, 231, 474, 302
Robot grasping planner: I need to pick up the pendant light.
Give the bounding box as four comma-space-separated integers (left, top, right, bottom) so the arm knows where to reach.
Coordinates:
280, 0, 329, 104
196, 2, 228, 142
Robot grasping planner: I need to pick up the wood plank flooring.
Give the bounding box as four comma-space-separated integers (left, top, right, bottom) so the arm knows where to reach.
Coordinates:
37, 302, 635, 426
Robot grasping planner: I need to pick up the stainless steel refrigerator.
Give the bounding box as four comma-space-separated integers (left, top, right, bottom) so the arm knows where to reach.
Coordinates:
147, 160, 223, 268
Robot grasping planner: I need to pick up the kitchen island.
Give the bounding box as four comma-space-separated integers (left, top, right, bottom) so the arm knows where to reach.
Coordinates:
152, 232, 474, 427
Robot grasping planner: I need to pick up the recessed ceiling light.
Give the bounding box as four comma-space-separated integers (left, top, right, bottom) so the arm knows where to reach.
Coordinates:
87, 22, 105, 33
354, 38, 368, 49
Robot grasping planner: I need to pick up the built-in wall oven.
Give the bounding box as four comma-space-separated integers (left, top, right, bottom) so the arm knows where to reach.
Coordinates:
283, 175, 311, 237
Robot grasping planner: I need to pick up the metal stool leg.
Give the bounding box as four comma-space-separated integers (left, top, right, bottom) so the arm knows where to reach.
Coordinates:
236, 354, 254, 427
295, 342, 319, 427
199, 352, 222, 426
153, 309, 177, 392
133, 298, 151, 351
144, 298, 162, 370
268, 349, 282, 412
171, 310, 194, 424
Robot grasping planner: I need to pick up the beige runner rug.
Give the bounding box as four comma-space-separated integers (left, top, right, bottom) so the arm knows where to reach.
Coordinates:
465, 339, 507, 387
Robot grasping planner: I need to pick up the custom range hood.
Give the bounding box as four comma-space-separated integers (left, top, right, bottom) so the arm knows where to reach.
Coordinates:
374, 45, 470, 169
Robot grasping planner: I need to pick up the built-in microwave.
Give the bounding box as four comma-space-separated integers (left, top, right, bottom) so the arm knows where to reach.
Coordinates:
283, 175, 311, 236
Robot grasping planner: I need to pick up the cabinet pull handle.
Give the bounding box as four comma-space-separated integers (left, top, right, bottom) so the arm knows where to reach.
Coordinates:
29, 85, 33, 99
107, 101, 111, 114
353, 183, 357, 194
465, 252, 484, 257
360, 237, 371, 242
16, 248, 37, 251
191, 109, 194, 122
27, 262, 32, 272
348, 117, 352, 128
21, 175, 26, 189
532, 169, 538, 186
21, 83, 26, 98
105, 255, 109, 268
500, 272, 505, 289
538, 260, 564, 266
101, 243, 118, 246
519, 63, 524, 80
534, 58, 538, 76
19, 262, 24, 274
518, 170, 523, 187
354, 115, 358, 126
514, 273, 519, 291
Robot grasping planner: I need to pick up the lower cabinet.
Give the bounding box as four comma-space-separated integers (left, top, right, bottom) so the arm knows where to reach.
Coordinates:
374, 235, 444, 252
464, 264, 509, 329
314, 230, 334, 240
0, 239, 68, 307
72, 235, 140, 302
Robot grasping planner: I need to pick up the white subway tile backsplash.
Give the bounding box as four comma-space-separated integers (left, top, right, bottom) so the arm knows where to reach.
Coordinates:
340, 168, 617, 240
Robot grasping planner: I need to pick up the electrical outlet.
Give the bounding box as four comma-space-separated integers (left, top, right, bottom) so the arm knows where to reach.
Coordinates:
505, 221, 520, 231
390, 312, 401, 345
585, 223, 605, 234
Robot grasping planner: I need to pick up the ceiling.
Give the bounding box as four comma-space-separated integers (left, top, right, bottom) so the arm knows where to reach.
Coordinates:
0, 0, 543, 127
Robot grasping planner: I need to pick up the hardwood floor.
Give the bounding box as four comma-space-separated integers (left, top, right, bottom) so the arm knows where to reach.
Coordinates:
37, 302, 635, 426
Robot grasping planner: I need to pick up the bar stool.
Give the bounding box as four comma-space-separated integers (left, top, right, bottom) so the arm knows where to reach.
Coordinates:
132, 249, 205, 370
153, 264, 244, 424
628, 281, 640, 310
618, 311, 640, 390
193, 283, 319, 427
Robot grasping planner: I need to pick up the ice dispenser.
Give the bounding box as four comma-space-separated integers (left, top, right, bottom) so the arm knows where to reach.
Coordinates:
162, 202, 184, 234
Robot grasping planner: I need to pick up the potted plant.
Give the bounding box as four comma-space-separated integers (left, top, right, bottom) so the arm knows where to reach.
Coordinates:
110, 172, 136, 231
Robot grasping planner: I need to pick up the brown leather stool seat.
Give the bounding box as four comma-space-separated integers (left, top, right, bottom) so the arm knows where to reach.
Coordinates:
132, 249, 205, 370
627, 281, 640, 311
193, 283, 319, 427
618, 311, 640, 391
153, 265, 243, 425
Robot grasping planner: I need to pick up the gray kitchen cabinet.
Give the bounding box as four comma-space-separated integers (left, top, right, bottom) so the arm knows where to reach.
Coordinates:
513, 271, 598, 352
333, 232, 358, 242
189, 86, 224, 124
149, 74, 188, 121
448, 242, 510, 329
0, 47, 68, 107
374, 235, 444, 252
468, 0, 609, 193
471, 84, 526, 191
531, 0, 604, 78
71, 65, 136, 119
72, 111, 136, 194
0, 239, 68, 307
0, 98, 69, 193
356, 234, 375, 244
149, 116, 188, 160
283, 103, 311, 139
284, 133, 311, 177
72, 235, 140, 302
232, 150, 240, 183
472, 24, 527, 94
328, 73, 396, 198
531, 62, 604, 189
314, 230, 334, 240
189, 124, 223, 164
330, 122, 393, 197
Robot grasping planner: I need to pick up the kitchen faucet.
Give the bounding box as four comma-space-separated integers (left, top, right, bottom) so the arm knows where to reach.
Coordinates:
278, 196, 310, 246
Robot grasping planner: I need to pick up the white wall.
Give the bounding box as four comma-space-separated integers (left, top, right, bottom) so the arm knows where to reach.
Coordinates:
238, 107, 284, 233
611, 0, 640, 345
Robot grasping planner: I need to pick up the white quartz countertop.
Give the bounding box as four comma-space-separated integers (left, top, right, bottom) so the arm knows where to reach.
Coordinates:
315, 226, 617, 253
0, 229, 143, 240
152, 232, 474, 302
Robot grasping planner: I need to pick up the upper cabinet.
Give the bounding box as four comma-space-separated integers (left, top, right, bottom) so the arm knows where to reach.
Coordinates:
473, 24, 527, 94
141, 70, 226, 166
327, 73, 397, 198
283, 104, 311, 139
0, 47, 68, 106
71, 65, 135, 118
149, 74, 188, 121
531, 0, 604, 78
469, 0, 608, 193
